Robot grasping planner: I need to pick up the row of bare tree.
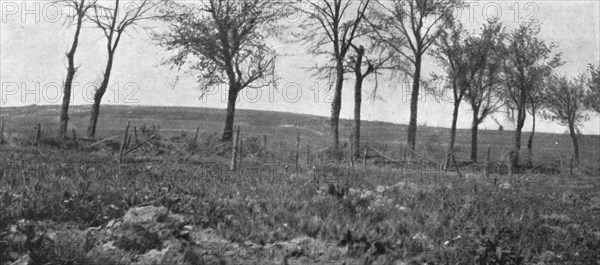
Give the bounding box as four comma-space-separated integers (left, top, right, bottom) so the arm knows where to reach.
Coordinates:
58, 0, 160, 140
56, 0, 599, 167
155, 0, 456, 157
433, 22, 599, 165
435, 23, 556, 165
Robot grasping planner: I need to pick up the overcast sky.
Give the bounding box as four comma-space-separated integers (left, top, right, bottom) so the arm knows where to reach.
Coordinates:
1, 0, 599, 134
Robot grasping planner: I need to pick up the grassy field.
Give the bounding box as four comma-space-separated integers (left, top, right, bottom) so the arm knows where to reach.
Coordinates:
2, 105, 599, 165
1, 105, 600, 264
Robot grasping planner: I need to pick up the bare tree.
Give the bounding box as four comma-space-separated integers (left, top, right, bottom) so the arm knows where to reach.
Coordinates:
299, 0, 371, 152
586, 64, 600, 114
432, 22, 494, 163
369, 0, 458, 151
502, 23, 562, 167
86, 0, 162, 138
157, 0, 282, 141
525, 47, 562, 167
432, 23, 466, 157
541, 74, 589, 163
348, 43, 390, 158
58, 0, 96, 141
463, 23, 505, 162
350, 45, 372, 159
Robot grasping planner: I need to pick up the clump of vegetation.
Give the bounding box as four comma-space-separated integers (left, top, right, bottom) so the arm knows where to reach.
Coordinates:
139, 123, 161, 140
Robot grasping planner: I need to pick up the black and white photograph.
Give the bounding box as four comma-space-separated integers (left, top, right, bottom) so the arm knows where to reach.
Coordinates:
0, 0, 599, 264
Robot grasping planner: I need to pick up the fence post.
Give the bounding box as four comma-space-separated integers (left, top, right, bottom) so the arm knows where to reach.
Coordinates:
419, 158, 424, 181
295, 132, 300, 171
118, 121, 131, 164
486, 145, 491, 178
443, 146, 449, 171
306, 145, 310, 166
349, 135, 354, 168
193, 127, 200, 143
133, 127, 140, 145
35, 122, 42, 146
0, 118, 4, 145
263, 135, 268, 149
125, 133, 132, 150
508, 155, 514, 179
72, 129, 78, 149
560, 154, 565, 178
239, 138, 243, 168
363, 144, 367, 167
279, 141, 283, 158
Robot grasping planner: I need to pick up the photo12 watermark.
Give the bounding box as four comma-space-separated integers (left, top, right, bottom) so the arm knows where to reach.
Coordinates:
1, 81, 140, 105
1, 1, 539, 25
195, 80, 450, 105
1, 79, 457, 106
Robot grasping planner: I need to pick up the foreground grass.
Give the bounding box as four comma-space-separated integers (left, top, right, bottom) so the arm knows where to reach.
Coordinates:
1, 139, 600, 264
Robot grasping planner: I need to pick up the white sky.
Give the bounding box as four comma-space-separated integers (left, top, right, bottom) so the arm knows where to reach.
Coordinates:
1, 0, 599, 134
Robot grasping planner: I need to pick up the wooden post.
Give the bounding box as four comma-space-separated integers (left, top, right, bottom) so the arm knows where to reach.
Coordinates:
556, 155, 562, 178
508, 157, 514, 179
363, 146, 367, 167
279, 141, 283, 158
72, 129, 78, 148
194, 127, 200, 143
0, 118, 4, 145
230, 126, 240, 171
419, 158, 423, 181
349, 135, 354, 167
236, 126, 241, 166
118, 121, 131, 163
442, 146, 447, 171
35, 122, 42, 146
263, 135, 268, 149
306, 145, 310, 166
239, 138, 244, 168
295, 132, 300, 171
133, 127, 139, 145
486, 145, 491, 178
125, 134, 132, 150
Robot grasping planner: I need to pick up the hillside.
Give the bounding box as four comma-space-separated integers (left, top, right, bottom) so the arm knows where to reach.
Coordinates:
1, 105, 598, 164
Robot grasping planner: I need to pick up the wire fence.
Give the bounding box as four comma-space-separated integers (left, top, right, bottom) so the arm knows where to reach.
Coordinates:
0, 119, 595, 180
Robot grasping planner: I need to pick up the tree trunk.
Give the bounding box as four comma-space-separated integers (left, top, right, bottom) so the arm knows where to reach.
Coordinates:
60, 11, 85, 141
527, 112, 536, 167
449, 101, 460, 150
330, 60, 344, 152
445, 100, 461, 168
222, 85, 239, 142
512, 107, 526, 168
353, 47, 365, 159
354, 77, 363, 159
568, 121, 579, 163
471, 109, 479, 162
407, 54, 422, 151
87, 53, 115, 138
